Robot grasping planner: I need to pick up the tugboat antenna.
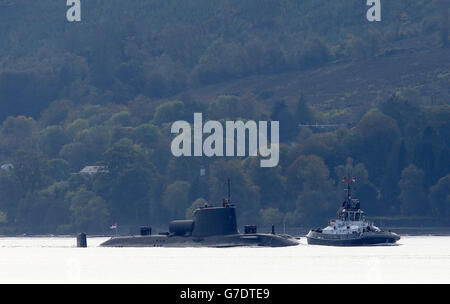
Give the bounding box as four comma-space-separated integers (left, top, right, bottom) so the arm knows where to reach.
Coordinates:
227, 178, 231, 204
342, 176, 357, 208
347, 181, 351, 201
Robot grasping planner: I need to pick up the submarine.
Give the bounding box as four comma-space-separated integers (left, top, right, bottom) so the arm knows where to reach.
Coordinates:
100, 180, 299, 248
306, 177, 400, 246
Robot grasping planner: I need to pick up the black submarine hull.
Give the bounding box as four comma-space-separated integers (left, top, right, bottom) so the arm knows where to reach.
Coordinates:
306, 231, 400, 246
100, 233, 299, 248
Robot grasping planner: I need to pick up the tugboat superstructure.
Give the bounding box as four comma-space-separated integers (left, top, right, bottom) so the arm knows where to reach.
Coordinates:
306, 177, 400, 246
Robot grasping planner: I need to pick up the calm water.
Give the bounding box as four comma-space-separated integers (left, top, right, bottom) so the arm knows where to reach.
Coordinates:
0, 236, 448, 283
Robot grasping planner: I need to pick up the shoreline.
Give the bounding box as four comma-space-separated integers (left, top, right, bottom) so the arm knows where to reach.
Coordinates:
1, 228, 450, 238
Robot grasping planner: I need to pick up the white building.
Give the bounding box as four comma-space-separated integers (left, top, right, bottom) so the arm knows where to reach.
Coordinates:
0, 163, 13, 171
79, 166, 108, 175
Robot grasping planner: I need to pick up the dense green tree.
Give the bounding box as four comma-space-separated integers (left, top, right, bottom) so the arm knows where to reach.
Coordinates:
270, 101, 297, 142
114, 62, 145, 94
109, 111, 133, 127
153, 101, 186, 125
186, 198, 208, 220
294, 94, 314, 125
2, 116, 36, 138
134, 123, 160, 146
66, 119, 89, 137
286, 154, 334, 198
379, 140, 408, 212
298, 132, 344, 170
40, 126, 70, 158
97, 139, 157, 223
46, 159, 71, 182
379, 93, 421, 135
188, 175, 210, 206
127, 95, 157, 124
414, 106, 450, 187
167, 157, 205, 183
144, 71, 168, 98
0, 170, 23, 223
398, 165, 429, 216
0, 70, 59, 121
297, 37, 332, 69
294, 189, 336, 227
59, 142, 90, 171
76, 126, 112, 163
208, 95, 254, 120
355, 109, 401, 186
163, 181, 191, 220
39, 100, 72, 127
192, 39, 248, 85
413, 126, 437, 188
36, 182, 71, 231
260, 208, 284, 227
111, 127, 135, 144
244, 157, 287, 209
68, 188, 110, 233
12, 150, 50, 193
429, 175, 450, 223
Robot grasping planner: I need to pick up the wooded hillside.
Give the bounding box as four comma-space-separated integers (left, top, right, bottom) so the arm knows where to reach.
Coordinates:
0, 0, 448, 234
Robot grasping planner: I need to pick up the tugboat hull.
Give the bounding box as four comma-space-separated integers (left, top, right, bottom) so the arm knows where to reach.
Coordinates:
100, 233, 299, 248
306, 231, 400, 246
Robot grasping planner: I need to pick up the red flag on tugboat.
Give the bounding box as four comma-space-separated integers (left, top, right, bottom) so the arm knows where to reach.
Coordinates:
343, 177, 356, 183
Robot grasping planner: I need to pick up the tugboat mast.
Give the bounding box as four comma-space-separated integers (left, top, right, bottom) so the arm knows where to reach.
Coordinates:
228, 178, 231, 204
342, 177, 359, 210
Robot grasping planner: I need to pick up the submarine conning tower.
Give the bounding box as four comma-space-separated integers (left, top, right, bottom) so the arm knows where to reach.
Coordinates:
191, 205, 238, 237
168, 205, 238, 237
167, 205, 238, 238
169, 178, 238, 238
191, 178, 237, 237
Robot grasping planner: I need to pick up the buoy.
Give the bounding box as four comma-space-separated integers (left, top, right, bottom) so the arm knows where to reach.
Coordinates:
77, 233, 87, 248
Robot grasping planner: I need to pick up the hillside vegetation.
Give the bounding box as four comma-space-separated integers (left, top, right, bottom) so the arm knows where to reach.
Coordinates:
0, 0, 448, 233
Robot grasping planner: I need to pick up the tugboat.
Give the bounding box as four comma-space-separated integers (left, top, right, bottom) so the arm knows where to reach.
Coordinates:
306, 177, 400, 246
100, 179, 298, 248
